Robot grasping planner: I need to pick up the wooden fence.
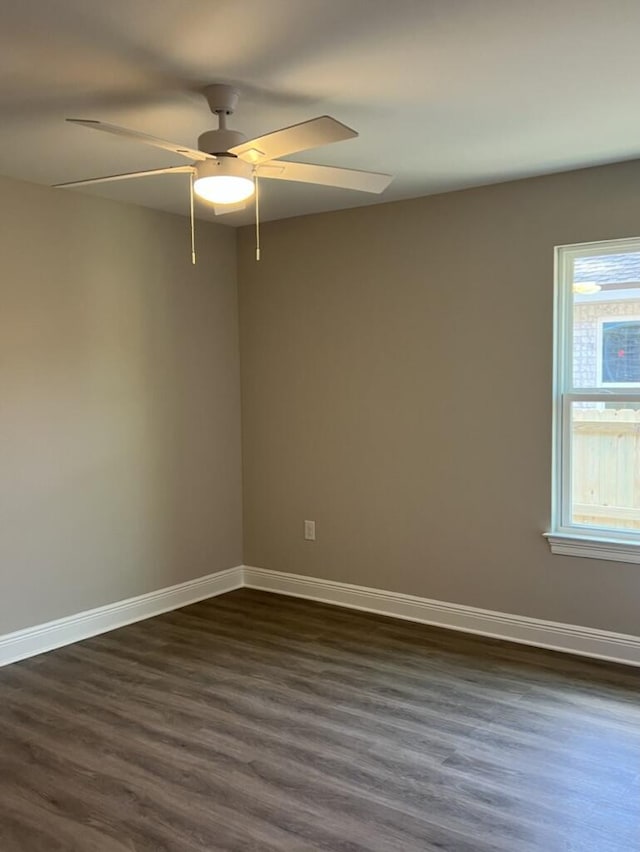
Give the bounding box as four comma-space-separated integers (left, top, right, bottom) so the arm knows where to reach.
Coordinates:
572, 408, 640, 529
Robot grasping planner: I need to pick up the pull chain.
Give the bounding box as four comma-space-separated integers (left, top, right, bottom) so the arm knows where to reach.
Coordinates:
189, 171, 196, 265
255, 171, 261, 262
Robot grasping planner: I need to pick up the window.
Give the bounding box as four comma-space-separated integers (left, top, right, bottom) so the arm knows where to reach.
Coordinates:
599, 319, 640, 385
547, 238, 640, 563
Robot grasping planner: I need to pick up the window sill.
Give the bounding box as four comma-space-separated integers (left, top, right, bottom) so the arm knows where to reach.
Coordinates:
544, 532, 640, 564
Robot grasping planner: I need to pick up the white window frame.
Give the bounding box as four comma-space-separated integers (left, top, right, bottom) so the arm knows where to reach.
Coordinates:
545, 236, 640, 563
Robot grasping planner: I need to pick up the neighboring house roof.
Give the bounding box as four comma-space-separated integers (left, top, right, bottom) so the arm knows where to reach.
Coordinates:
575, 253, 640, 284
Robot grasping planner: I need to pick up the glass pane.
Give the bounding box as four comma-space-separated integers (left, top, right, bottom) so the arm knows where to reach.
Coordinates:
602, 321, 640, 382
572, 252, 640, 388
570, 401, 640, 530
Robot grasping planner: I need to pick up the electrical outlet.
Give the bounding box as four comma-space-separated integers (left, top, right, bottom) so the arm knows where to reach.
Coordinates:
304, 520, 316, 541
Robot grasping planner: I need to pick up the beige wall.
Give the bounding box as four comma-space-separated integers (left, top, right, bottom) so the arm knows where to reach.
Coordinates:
6, 158, 640, 640
1, 175, 242, 634
238, 159, 640, 637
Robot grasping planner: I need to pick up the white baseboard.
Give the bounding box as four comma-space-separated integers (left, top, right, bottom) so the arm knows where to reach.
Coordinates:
4, 564, 640, 669
243, 566, 640, 668
0, 566, 243, 667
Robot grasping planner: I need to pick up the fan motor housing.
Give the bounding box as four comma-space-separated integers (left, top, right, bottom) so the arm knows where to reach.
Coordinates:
198, 129, 247, 155
195, 157, 253, 182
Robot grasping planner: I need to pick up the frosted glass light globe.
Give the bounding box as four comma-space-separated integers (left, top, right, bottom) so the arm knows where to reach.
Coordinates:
193, 158, 255, 205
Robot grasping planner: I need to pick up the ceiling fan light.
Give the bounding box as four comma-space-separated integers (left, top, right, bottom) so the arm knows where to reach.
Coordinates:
193, 157, 255, 205
194, 175, 254, 204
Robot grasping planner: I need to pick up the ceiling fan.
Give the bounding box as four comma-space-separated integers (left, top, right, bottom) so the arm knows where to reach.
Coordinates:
55, 84, 393, 220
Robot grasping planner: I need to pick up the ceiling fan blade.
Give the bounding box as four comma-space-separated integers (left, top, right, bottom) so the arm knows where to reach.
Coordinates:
229, 116, 357, 164
257, 161, 393, 194
53, 165, 194, 188
213, 201, 247, 216
66, 119, 213, 162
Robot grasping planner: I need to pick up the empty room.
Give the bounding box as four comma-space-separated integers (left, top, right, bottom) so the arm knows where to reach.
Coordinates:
1, 2, 640, 850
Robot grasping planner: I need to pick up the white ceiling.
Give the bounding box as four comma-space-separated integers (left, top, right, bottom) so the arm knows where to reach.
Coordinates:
2, 0, 640, 226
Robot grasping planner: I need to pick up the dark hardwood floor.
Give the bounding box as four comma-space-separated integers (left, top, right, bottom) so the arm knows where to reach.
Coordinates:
0, 588, 638, 851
